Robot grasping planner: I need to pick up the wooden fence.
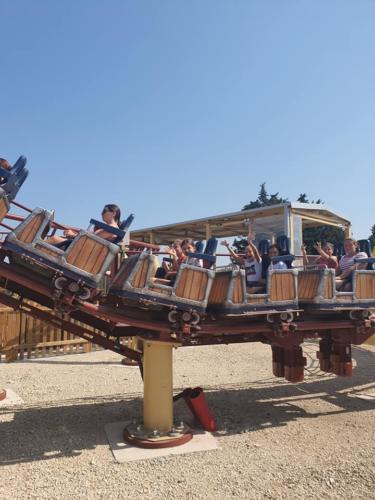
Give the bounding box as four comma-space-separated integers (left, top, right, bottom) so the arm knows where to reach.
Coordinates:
0, 305, 101, 362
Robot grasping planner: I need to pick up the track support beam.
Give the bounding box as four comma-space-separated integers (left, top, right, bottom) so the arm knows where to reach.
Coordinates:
123, 338, 193, 448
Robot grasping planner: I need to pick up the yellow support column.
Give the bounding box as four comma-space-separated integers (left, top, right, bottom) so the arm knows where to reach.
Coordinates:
123, 338, 193, 448
143, 340, 174, 433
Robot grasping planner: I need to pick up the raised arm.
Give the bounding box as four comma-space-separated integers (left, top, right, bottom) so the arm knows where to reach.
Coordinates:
314, 242, 337, 265
246, 230, 261, 263
221, 240, 244, 265
248, 241, 261, 263
301, 244, 308, 267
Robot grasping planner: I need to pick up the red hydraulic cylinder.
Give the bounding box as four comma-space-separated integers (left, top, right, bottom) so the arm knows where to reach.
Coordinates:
317, 337, 353, 377
283, 346, 306, 383
271, 345, 285, 377
317, 337, 332, 373
183, 387, 217, 432
330, 342, 353, 377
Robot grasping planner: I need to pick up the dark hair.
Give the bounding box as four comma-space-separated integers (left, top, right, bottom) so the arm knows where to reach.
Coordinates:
102, 204, 121, 224
0, 158, 11, 170
268, 244, 282, 254
181, 238, 196, 249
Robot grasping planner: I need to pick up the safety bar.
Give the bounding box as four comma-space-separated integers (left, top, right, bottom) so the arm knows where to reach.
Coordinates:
89, 219, 125, 244
271, 254, 295, 263
187, 252, 216, 264
354, 257, 375, 264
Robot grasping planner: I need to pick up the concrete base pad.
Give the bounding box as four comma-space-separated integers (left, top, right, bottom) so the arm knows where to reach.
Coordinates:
354, 393, 375, 403
0, 388, 24, 407
105, 421, 219, 463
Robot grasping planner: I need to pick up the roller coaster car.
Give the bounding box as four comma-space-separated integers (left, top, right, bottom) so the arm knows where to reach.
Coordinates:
208, 256, 298, 319
0, 155, 29, 223
108, 250, 215, 318
2, 208, 125, 300
297, 258, 375, 317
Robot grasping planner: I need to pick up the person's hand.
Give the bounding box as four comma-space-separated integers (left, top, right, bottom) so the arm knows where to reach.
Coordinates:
166, 246, 177, 258
221, 240, 229, 247
301, 243, 307, 253
314, 241, 322, 252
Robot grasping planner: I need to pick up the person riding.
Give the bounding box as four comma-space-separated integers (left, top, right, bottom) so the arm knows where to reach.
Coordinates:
221, 230, 263, 289
335, 238, 368, 291
301, 241, 338, 270
46, 204, 122, 247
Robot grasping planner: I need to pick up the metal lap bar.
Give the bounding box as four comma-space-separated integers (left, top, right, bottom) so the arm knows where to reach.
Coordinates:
89, 219, 125, 244
186, 252, 216, 264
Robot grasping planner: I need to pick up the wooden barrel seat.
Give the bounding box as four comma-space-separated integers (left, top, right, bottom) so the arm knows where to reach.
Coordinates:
109, 252, 215, 313
208, 267, 298, 314
3, 208, 121, 290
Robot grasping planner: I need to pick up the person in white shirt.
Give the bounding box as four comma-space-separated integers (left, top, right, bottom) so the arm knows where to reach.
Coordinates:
221, 230, 263, 290
336, 238, 368, 291
267, 244, 288, 270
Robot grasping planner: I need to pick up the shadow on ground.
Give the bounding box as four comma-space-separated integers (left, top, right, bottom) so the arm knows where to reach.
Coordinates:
0, 346, 374, 466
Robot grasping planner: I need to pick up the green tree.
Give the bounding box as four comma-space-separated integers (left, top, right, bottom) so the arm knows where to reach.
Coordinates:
297, 193, 308, 203
302, 226, 345, 254
297, 193, 324, 204
242, 182, 288, 210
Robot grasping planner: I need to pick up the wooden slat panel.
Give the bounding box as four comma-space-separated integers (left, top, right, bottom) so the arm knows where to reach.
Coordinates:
111, 255, 140, 289
131, 259, 149, 288
194, 272, 208, 301
17, 214, 44, 244
187, 271, 201, 301
356, 274, 363, 298
66, 237, 109, 275
355, 274, 375, 300
298, 271, 320, 300
270, 273, 295, 301
233, 276, 244, 303
35, 244, 61, 258
232, 277, 239, 303
186, 270, 197, 299
69, 237, 97, 269
175, 269, 188, 297
194, 272, 205, 301
246, 296, 266, 304
89, 245, 109, 274
199, 273, 208, 301
182, 269, 194, 298
0, 197, 8, 222
178, 270, 208, 301
298, 272, 307, 298
273, 272, 280, 300
66, 237, 85, 264
208, 273, 231, 304
138, 259, 149, 288
323, 274, 334, 299
82, 244, 105, 274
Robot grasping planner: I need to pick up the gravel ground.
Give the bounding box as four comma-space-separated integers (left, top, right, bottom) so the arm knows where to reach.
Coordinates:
0, 341, 374, 500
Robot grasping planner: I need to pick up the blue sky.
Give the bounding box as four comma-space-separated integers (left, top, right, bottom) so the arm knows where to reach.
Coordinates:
1, 0, 374, 238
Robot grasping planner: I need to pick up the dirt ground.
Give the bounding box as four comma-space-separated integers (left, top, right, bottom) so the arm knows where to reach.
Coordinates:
0, 341, 374, 499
